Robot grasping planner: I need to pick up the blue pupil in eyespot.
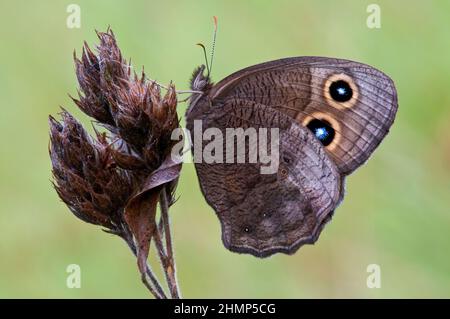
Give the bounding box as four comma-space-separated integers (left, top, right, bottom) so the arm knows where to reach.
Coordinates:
306, 119, 335, 146
329, 80, 353, 102
337, 87, 347, 95
315, 127, 329, 140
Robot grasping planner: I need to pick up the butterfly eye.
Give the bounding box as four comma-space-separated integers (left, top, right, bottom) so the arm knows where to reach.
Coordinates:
329, 80, 353, 102
307, 119, 335, 146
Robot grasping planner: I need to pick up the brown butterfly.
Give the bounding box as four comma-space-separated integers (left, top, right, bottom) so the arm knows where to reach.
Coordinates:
185, 57, 398, 257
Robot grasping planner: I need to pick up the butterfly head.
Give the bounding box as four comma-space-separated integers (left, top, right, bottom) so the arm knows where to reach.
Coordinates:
190, 65, 213, 93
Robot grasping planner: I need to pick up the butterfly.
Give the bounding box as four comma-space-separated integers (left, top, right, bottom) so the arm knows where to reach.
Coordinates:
185, 57, 398, 257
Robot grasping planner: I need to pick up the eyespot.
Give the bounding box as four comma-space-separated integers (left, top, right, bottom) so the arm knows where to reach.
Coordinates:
301, 112, 342, 152
262, 211, 272, 218
329, 80, 352, 102
243, 226, 252, 233
323, 73, 359, 109
282, 155, 291, 164
307, 119, 335, 146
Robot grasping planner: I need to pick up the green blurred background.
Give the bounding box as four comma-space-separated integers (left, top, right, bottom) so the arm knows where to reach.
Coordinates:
0, 0, 449, 298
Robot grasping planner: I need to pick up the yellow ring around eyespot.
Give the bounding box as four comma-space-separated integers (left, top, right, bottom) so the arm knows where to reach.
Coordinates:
323, 73, 359, 110
301, 112, 342, 153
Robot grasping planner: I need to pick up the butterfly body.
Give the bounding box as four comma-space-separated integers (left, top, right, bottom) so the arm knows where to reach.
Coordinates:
186, 57, 398, 257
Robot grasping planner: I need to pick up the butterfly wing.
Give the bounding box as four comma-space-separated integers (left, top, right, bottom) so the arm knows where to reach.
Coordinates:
207, 57, 398, 175
186, 98, 343, 257
186, 56, 398, 257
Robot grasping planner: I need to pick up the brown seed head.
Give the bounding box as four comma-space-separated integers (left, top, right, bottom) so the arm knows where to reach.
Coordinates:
49, 111, 134, 230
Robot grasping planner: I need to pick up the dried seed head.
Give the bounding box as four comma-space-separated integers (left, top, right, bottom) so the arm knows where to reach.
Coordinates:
50, 29, 182, 273
49, 111, 133, 230
72, 29, 180, 173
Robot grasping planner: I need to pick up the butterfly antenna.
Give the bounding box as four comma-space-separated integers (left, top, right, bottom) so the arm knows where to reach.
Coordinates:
209, 16, 218, 76
196, 43, 210, 76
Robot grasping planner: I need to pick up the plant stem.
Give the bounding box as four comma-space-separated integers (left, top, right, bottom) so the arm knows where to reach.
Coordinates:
121, 225, 167, 299
119, 187, 182, 299
153, 228, 173, 297
158, 187, 181, 299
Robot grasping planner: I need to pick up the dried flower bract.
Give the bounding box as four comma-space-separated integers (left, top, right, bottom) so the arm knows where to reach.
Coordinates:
49, 29, 182, 299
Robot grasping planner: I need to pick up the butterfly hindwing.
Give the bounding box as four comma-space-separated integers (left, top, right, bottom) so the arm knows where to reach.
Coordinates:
187, 98, 343, 257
